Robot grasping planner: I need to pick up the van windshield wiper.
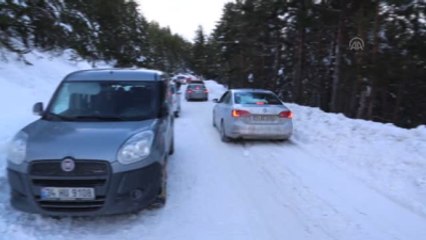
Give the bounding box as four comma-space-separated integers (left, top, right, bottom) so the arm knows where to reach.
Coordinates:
44, 113, 127, 121
70, 115, 127, 121
44, 113, 75, 121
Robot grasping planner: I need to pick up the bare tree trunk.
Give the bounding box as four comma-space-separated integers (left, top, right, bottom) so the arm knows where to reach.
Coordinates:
381, 89, 389, 120
366, 2, 380, 120
293, 1, 306, 103
392, 83, 404, 122
354, 1, 367, 118
293, 29, 305, 103
357, 89, 368, 117
329, 3, 344, 112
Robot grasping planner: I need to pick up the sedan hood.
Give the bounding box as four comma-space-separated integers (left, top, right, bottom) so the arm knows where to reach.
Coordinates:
23, 119, 158, 163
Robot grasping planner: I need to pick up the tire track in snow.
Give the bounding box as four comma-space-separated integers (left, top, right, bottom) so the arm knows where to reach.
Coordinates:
241, 140, 424, 240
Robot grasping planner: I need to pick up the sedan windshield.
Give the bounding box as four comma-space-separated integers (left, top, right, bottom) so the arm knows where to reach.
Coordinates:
234, 92, 282, 105
45, 81, 160, 121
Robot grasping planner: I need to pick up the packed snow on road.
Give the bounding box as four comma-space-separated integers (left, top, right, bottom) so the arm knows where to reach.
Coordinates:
0, 51, 425, 240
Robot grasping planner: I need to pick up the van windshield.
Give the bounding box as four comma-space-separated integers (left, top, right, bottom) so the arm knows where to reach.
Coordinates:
45, 81, 160, 121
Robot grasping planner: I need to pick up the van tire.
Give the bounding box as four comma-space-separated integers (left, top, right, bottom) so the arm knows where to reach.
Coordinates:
168, 135, 174, 155
150, 164, 167, 208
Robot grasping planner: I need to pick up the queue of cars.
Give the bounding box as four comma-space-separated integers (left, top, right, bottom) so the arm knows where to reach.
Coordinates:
6, 69, 292, 217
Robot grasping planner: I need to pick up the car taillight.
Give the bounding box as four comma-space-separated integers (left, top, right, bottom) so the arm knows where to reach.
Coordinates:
204, 90, 208, 93
279, 111, 293, 119
232, 109, 251, 118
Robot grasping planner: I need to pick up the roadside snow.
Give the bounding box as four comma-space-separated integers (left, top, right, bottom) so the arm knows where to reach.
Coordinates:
289, 104, 426, 216
0, 52, 425, 240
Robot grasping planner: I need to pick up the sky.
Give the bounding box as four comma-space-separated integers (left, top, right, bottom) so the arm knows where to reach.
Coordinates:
136, 0, 232, 41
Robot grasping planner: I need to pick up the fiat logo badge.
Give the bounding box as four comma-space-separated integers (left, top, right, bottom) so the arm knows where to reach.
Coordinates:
61, 158, 75, 172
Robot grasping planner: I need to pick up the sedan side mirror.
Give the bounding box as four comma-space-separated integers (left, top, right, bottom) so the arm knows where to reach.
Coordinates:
33, 102, 44, 116
212, 98, 219, 103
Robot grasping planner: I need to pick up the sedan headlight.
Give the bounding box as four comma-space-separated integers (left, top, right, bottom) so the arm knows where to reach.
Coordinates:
117, 131, 154, 165
7, 131, 28, 165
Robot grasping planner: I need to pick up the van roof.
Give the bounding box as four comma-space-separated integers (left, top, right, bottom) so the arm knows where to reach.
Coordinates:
64, 68, 166, 81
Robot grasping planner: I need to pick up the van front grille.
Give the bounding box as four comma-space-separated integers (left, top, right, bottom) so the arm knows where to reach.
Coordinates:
30, 160, 109, 177
28, 160, 111, 212
35, 197, 106, 212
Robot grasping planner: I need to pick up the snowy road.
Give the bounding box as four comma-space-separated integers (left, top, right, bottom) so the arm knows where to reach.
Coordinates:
0, 53, 425, 239
0, 82, 424, 240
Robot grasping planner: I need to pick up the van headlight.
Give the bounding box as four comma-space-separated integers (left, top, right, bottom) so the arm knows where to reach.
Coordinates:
7, 131, 28, 165
117, 131, 154, 164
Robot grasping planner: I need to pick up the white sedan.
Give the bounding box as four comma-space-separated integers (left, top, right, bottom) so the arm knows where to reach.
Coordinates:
212, 89, 293, 142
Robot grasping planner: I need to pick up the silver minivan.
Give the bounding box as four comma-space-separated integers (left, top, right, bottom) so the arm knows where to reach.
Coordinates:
6, 69, 174, 216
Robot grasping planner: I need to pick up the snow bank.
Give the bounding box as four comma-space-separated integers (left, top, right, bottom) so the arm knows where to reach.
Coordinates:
288, 103, 426, 215
204, 80, 227, 99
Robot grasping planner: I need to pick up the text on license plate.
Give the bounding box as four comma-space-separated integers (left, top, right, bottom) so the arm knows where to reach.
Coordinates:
252, 115, 276, 121
41, 187, 95, 200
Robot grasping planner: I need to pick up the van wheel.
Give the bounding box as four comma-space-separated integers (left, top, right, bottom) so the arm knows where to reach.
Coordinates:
168, 134, 174, 155
220, 121, 230, 142
151, 165, 167, 208
174, 111, 179, 118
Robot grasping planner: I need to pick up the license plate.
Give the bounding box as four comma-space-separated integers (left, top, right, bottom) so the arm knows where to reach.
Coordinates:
253, 115, 276, 121
41, 187, 95, 200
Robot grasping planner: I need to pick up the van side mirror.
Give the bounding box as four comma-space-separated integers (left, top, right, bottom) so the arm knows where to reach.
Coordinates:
212, 98, 219, 103
33, 102, 44, 116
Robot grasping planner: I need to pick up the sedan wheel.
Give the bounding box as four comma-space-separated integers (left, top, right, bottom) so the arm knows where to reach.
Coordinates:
220, 121, 230, 142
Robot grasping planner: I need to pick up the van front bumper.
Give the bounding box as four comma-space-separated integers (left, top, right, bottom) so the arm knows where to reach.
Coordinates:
7, 161, 162, 216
